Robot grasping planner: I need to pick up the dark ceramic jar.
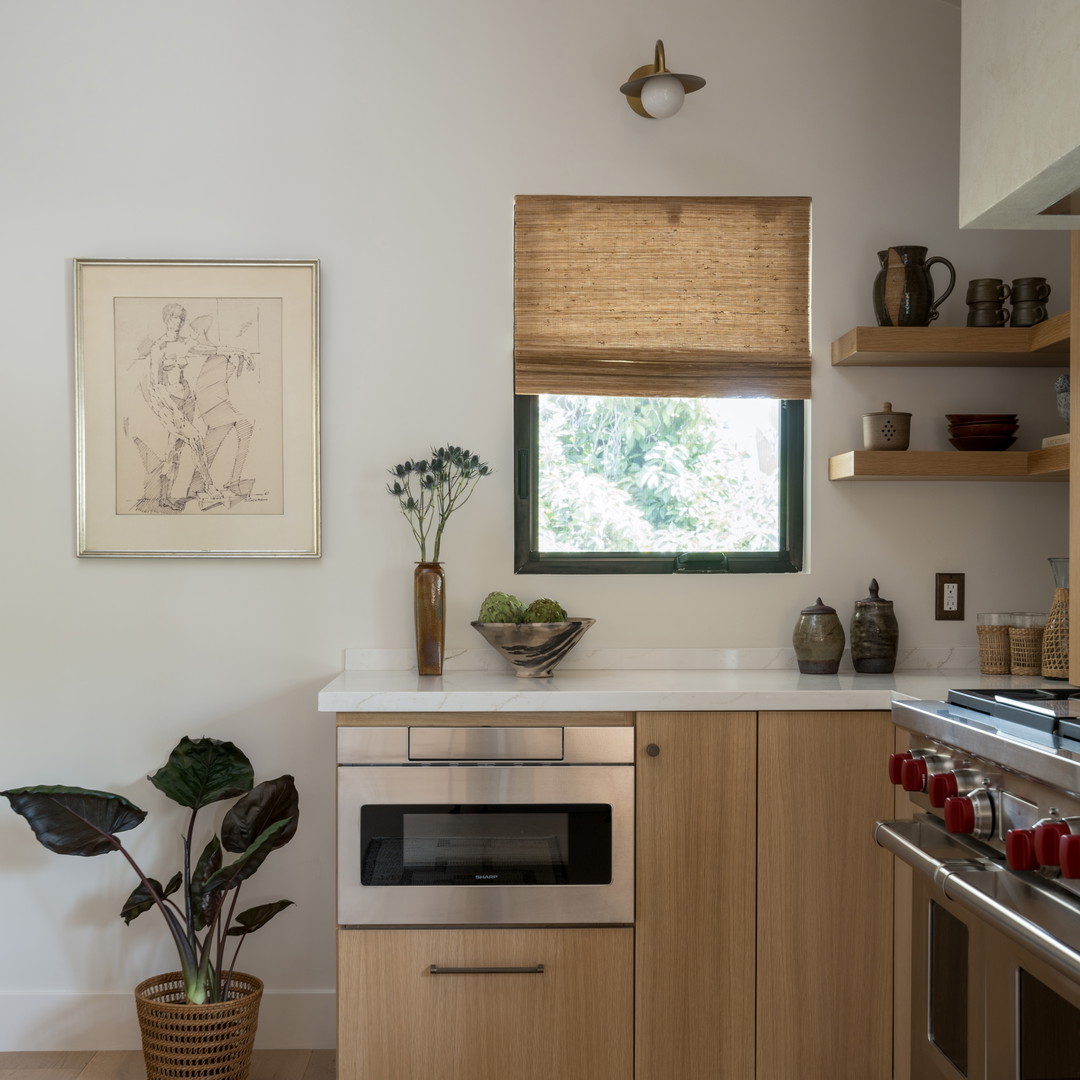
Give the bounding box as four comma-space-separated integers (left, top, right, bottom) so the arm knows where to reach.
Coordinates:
850, 578, 898, 674
792, 597, 846, 674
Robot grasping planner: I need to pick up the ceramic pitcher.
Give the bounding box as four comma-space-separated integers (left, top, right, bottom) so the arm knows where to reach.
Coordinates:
873, 245, 956, 326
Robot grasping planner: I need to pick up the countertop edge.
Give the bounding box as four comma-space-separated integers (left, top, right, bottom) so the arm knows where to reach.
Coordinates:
317, 670, 1055, 714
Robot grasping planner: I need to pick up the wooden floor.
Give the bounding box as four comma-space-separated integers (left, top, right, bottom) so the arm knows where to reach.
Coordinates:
0, 1050, 334, 1079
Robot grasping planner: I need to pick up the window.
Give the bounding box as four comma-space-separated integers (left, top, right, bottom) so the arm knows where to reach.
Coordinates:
513, 196, 810, 574
514, 394, 803, 573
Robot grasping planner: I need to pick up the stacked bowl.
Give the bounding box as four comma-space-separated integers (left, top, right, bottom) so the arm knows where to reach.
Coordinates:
946, 413, 1018, 451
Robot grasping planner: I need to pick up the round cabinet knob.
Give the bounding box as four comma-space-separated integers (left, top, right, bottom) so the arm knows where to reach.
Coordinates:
645, 743, 661, 757
928, 772, 959, 809
944, 795, 975, 835
1036, 821, 1072, 866
901, 757, 928, 793
1060, 834, 1080, 879
888, 752, 913, 785
1006, 828, 1040, 872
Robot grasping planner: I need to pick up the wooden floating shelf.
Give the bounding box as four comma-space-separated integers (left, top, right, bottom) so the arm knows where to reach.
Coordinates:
831, 311, 1070, 367
829, 444, 1070, 481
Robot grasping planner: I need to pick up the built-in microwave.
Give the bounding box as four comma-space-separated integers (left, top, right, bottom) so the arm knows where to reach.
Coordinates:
337, 726, 634, 927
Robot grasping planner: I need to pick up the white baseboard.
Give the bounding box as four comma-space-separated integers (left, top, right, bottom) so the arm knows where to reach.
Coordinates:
0, 990, 335, 1051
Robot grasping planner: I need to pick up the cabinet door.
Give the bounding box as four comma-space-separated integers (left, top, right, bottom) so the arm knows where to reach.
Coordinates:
757, 710, 894, 1080
635, 711, 757, 1080
337, 927, 632, 1080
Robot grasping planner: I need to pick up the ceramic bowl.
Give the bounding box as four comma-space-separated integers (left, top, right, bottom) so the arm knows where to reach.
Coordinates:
471, 618, 596, 678
947, 421, 1020, 437
948, 435, 1018, 451
945, 413, 1017, 424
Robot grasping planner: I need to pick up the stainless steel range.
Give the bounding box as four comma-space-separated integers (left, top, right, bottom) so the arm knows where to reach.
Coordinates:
880, 688, 1080, 1080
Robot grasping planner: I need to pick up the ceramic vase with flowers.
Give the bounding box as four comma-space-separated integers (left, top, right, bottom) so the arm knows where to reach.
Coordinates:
386, 445, 492, 675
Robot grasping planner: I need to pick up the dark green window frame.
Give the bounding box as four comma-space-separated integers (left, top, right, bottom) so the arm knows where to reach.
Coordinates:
513, 395, 805, 575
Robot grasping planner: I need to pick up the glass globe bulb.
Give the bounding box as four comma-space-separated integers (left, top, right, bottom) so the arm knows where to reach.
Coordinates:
640, 74, 685, 118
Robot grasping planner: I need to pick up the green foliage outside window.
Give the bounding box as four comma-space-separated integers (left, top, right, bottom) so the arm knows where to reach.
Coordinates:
536, 395, 780, 554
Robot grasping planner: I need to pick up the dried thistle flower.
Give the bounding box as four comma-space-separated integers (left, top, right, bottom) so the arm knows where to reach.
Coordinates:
386, 445, 492, 562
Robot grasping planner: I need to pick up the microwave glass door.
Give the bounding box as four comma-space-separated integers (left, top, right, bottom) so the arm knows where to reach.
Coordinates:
360, 803, 613, 887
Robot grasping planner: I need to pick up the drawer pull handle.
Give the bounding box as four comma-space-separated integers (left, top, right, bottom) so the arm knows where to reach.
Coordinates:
429, 964, 544, 975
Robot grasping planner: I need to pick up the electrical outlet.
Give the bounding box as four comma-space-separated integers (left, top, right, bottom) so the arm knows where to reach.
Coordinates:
935, 573, 965, 621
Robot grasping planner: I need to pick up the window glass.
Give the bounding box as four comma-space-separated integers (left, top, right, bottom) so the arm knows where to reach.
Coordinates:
514, 395, 804, 574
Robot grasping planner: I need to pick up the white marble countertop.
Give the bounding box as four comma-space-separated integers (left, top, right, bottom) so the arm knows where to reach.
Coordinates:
318, 666, 1055, 714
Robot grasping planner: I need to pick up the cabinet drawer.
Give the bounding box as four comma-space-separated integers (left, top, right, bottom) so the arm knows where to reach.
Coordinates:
338, 927, 633, 1080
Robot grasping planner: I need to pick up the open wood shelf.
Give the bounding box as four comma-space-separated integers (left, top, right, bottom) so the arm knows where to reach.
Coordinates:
831, 311, 1070, 366
829, 444, 1069, 481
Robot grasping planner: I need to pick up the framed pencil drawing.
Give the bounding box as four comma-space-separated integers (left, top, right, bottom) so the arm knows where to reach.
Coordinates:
75, 259, 319, 557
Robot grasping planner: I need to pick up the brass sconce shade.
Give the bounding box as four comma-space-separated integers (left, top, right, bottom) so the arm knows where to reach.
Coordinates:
619, 40, 705, 118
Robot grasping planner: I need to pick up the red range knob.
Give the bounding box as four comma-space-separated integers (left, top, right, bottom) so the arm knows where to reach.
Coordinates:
1034, 821, 1071, 866
888, 752, 913, 785
901, 757, 928, 792
1006, 828, 1039, 871
944, 796, 976, 835
1061, 835, 1080, 879
928, 772, 959, 808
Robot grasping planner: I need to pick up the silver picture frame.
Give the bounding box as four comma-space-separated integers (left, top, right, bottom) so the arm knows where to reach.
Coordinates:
75, 258, 320, 557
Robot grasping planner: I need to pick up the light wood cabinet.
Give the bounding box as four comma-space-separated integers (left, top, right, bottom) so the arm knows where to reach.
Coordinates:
337, 927, 633, 1080
635, 712, 757, 1079
756, 710, 895, 1080
1069, 234, 1079, 686
336, 709, 895, 1080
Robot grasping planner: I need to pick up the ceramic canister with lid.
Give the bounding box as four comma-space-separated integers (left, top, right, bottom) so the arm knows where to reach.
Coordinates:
862, 402, 911, 450
850, 578, 899, 673
792, 597, 846, 674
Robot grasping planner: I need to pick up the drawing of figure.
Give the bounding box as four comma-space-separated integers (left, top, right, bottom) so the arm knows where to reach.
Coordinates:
187, 314, 257, 499
137, 303, 223, 512
117, 294, 282, 517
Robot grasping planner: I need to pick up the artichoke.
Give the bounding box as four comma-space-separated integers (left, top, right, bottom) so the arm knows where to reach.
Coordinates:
521, 597, 567, 623
477, 591, 526, 623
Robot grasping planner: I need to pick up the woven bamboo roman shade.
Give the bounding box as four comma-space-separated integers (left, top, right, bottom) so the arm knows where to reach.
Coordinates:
514, 195, 811, 398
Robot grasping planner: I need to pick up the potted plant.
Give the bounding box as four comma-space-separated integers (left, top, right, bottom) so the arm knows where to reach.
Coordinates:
2, 735, 298, 1080
385, 444, 492, 675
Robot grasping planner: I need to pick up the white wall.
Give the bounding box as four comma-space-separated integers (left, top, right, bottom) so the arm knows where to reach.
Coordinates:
0, 0, 1070, 1051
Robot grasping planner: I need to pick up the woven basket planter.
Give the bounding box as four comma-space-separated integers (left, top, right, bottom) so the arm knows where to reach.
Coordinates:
135, 972, 263, 1080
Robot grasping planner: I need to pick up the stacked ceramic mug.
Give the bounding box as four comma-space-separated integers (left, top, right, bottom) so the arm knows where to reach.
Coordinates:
965, 276, 1051, 327
965, 278, 1011, 326
1010, 276, 1051, 327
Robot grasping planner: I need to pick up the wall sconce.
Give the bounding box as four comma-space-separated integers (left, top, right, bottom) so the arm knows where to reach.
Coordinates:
619, 40, 705, 119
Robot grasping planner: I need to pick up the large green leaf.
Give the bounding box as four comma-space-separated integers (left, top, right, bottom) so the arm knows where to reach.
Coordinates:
189, 835, 223, 932
148, 737, 253, 810
225, 899, 294, 936
120, 871, 182, 925
205, 819, 292, 893
2, 786, 146, 856
221, 775, 298, 854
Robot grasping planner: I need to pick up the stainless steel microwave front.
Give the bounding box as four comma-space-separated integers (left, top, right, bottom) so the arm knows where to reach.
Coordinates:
336, 726, 634, 927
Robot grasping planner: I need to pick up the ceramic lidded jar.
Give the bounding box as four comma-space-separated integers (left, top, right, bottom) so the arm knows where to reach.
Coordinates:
850, 578, 899, 674
792, 597, 846, 674
863, 402, 911, 450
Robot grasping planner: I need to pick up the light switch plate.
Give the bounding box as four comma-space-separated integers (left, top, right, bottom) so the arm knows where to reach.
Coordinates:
935, 572, 965, 621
